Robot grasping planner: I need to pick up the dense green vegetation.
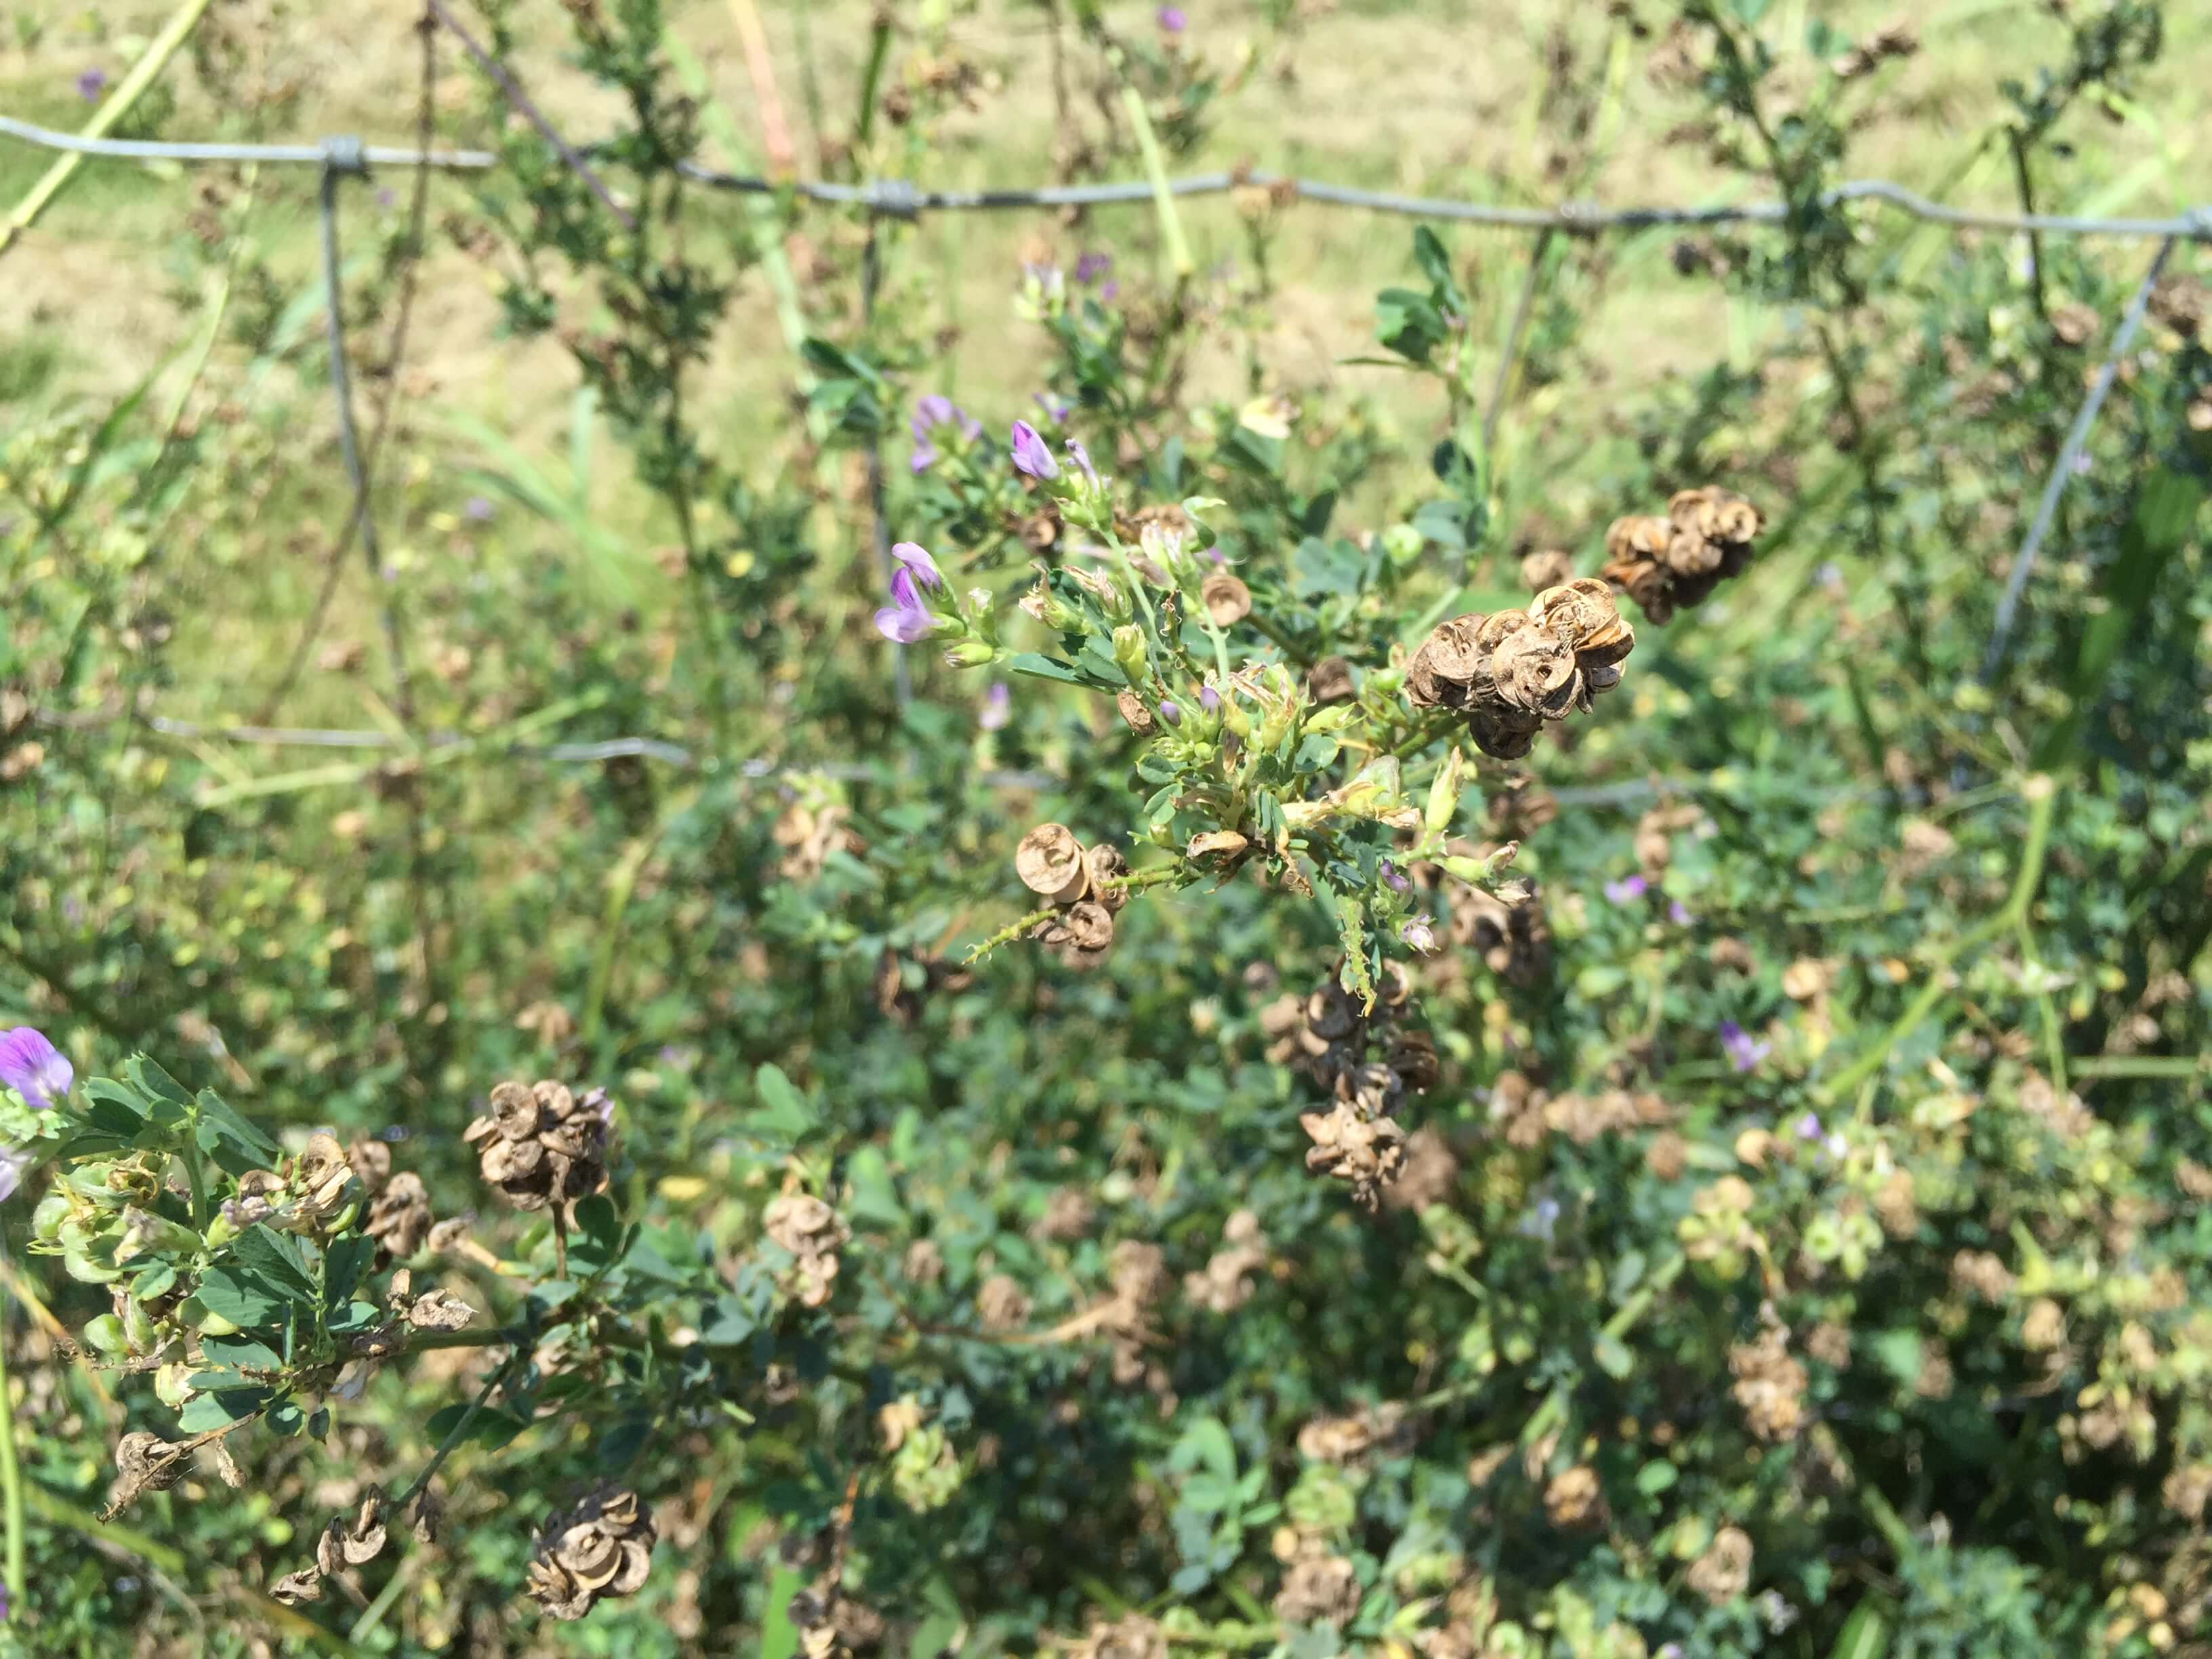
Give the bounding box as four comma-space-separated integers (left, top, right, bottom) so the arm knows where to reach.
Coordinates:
1, 1, 2210, 1655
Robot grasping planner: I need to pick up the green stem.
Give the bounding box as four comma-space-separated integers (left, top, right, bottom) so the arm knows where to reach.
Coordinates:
1120, 87, 1193, 281
0, 1272, 26, 1614
964, 867, 1188, 963
0, 0, 216, 257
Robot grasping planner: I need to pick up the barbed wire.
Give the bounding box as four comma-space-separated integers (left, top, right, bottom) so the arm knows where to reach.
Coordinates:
3, 113, 2209, 241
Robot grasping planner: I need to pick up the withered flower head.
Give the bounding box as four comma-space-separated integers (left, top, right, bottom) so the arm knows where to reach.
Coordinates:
365, 1170, 433, 1264
316, 1487, 390, 1576
527, 1490, 657, 1621
462, 1080, 613, 1219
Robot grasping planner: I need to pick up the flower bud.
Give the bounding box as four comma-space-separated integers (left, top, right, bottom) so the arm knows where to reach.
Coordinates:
1111, 626, 1149, 684
1424, 747, 1465, 839
1158, 700, 1183, 728
943, 640, 996, 669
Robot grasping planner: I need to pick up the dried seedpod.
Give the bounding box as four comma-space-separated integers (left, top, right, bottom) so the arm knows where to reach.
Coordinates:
1405, 582, 1634, 758
764, 1191, 851, 1309
1601, 487, 1762, 623
1017, 825, 1132, 968
527, 1490, 657, 1620
364, 1170, 433, 1265
1307, 656, 1355, 705
1084, 843, 1130, 912
1115, 688, 1155, 734
1519, 548, 1577, 592
1294, 968, 1437, 1211
316, 1488, 390, 1576
1449, 879, 1551, 987
1015, 823, 1090, 903
462, 1080, 613, 1224
1200, 571, 1252, 626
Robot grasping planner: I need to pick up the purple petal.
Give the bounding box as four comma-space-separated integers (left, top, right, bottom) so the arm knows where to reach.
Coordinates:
1198, 685, 1221, 715
892, 541, 943, 590
1602, 874, 1648, 904
909, 441, 939, 474
1010, 420, 1059, 480
1379, 858, 1410, 894
1066, 439, 1100, 489
0, 1027, 71, 1111
913, 394, 956, 438
1075, 251, 1113, 285
1157, 5, 1187, 33
1668, 900, 1693, 926
1158, 700, 1182, 727
979, 682, 1012, 731
874, 605, 934, 644
0, 1146, 25, 1204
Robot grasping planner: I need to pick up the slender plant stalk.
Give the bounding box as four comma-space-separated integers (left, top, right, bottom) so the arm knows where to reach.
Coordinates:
1120, 87, 1193, 281
0, 1265, 27, 1615
0, 0, 216, 257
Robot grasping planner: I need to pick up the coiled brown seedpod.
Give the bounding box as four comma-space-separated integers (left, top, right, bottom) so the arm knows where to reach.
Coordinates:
462, 1080, 613, 1225
1017, 825, 1128, 968
527, 1490, 656, 1620
1449, 879, 1551, 987
764, 1192, 851, 1309
1601, 487, 1762, 623
1307, 656, 1355, 705
1016, 823, 1090, 903
363, 1171, 433, 1265
1519, 548, 1576, 592
1201, 571, 1252, 626
1405, 583, 1635, 758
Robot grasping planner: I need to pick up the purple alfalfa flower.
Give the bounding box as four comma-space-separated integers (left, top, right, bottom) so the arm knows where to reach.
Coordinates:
0, 1146, 27, 1204
909, 439, 941, 475
1033, 391, 1072, 426
1157, 5, 1187, 33
75, 66, 108, 102
1065, 438, 1101, 491
1010, 420, 1059, 480
1795, 1111, 1823, 1141
1074, 251, 1113, 286
1401, 914, 1439, 954
1158, 699, 1183, 728
1719, 1019, 1772, 1074
463, 495, 495, 523
912, 394, 958, 441
0, 1027, 72, 1111
891, 541, 944, 591
1197, 684, 1221, 716
1602, 874, 1647, 905
979, 681, 1012, 731
1669, 899, 1694, 926
874, 566, 943, 644
1379, 857, 1410, 895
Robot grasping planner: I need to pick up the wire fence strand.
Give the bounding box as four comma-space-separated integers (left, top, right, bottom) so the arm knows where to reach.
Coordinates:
3, 113, 2209, 241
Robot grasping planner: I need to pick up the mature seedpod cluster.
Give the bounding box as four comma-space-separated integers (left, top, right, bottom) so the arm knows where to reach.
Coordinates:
1286, 970, 1438, 1211
1015, 823, 1126, 969
764, 1191, 851, 1309
463, 1080, 613, 1221
1601, 487, 1763, 625
527, 1489, 657, 1620
1448, 878, 1552, 987
1405, 579, 1636, 759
